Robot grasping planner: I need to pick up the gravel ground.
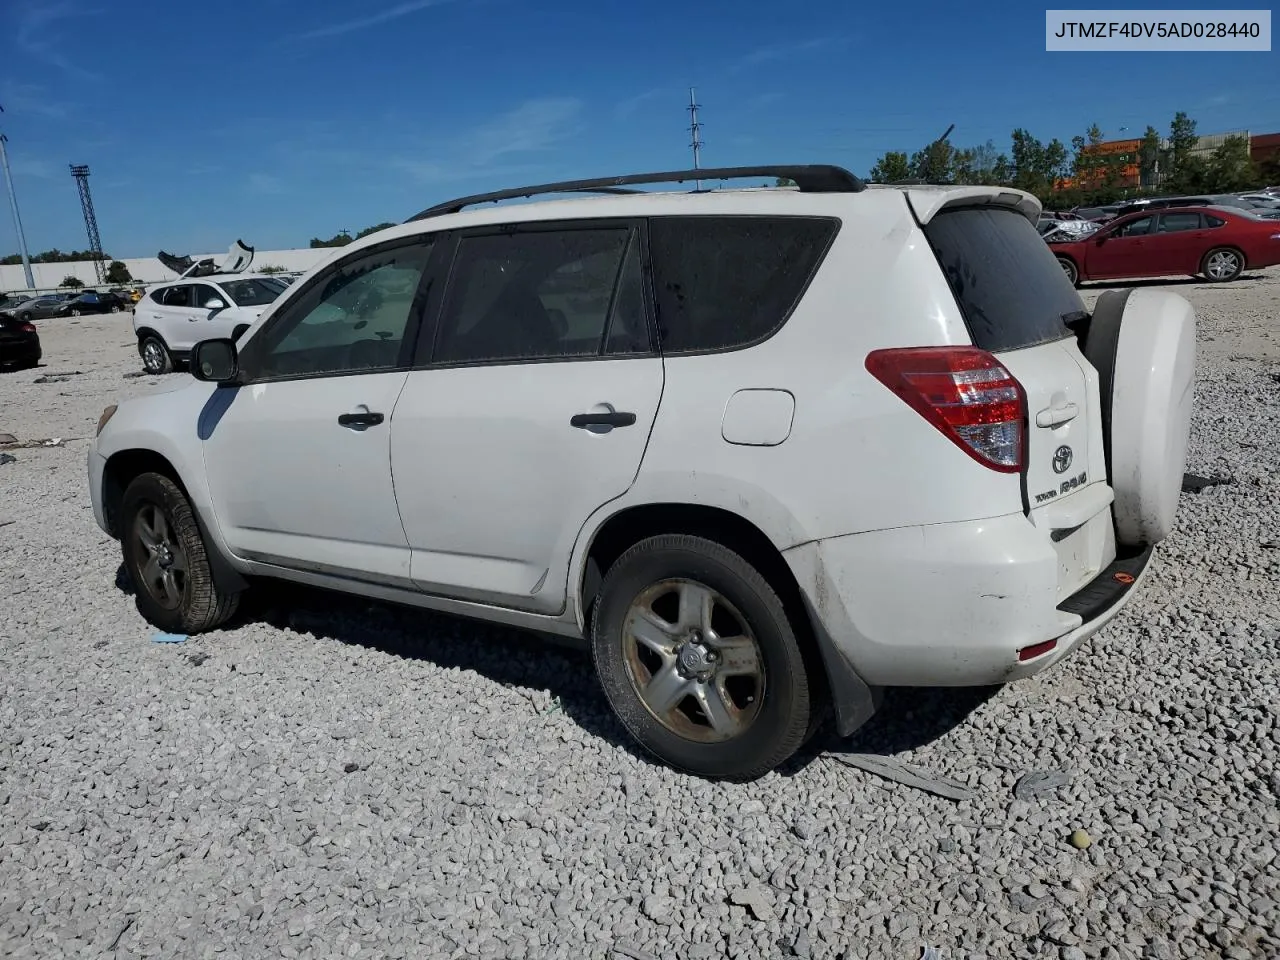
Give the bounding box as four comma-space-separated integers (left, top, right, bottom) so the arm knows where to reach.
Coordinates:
1, 274, 1278, 960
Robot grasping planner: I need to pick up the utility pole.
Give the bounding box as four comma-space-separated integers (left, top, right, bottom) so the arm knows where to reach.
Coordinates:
0, 105, 35, 290
688, 87, 704, 191
70, 164, 106, 284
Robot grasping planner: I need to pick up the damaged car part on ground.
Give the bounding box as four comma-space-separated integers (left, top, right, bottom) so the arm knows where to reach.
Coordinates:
86, 164, 1196, 780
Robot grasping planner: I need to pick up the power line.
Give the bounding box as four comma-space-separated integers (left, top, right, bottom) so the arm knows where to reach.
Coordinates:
688, 87, 703, 190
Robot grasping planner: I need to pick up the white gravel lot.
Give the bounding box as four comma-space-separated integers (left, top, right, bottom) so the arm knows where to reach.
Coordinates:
1, 273, 1278, 960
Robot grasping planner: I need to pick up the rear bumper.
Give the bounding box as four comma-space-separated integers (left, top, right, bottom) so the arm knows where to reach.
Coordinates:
784, 510, 1151, 687
0, 338, 40, 365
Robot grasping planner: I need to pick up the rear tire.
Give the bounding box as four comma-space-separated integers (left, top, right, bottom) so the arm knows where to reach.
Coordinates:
1201, 247, 1243, 282
139, 335, 173, 375
591, 534, 812, 780
1057, 255, 1079, 287
120, 472, 240, 634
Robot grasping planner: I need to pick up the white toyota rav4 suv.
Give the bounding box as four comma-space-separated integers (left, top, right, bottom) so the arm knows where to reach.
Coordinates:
89, 166, 1196, 780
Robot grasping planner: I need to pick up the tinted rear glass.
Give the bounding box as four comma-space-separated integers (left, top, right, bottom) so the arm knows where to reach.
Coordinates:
923, 207, 1083, 353
648, 215, 839, 353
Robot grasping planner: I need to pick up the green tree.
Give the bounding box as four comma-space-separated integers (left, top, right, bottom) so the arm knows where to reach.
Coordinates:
1207, 135, 1255, 192
1166, 111, 1203, 192
356, 222, 398, 239
61, 275, 84, 289
105, 261, 132, 284
910, 139, 956, 182
309, 231, 353, 249
1138, 125, 1163, 188
869, 151, 912, 183
258, 264, 288, 274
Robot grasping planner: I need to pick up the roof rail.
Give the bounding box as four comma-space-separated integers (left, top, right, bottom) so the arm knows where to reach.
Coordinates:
405, 164, 867, 221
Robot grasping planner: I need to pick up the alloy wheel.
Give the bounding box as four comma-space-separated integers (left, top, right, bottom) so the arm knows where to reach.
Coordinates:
621, 579, 765, 743
131, 503, 188, 610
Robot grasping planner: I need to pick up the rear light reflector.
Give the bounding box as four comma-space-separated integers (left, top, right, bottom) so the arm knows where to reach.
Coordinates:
1018, 638, 1058, 662
865, 346, 1027, 473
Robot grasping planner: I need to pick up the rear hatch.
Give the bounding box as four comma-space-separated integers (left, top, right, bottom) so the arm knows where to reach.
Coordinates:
919, 201, 1115, 600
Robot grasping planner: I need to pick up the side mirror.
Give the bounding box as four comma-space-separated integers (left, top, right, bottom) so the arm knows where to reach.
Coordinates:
205, 298, 227, 311
191, 338, 239, 383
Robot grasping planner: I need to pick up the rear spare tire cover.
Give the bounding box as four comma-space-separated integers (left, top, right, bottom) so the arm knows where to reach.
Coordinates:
1084, 288, 1196, 547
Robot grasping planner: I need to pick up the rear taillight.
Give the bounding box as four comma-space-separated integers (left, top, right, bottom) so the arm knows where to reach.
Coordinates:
19, 322, 36, 333
865, 346, 1026, 473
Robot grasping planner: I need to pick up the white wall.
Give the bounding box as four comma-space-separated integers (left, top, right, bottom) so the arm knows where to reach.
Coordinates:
1, 247, 332, 296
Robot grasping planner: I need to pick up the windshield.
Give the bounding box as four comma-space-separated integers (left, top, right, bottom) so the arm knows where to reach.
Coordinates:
217, 278, 286, 307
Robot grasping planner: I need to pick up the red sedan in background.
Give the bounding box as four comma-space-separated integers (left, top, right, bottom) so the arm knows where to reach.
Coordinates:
1049, 206, 1280, 286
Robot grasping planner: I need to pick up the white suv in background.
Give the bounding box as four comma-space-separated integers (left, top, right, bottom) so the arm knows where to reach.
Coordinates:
133, 273, 288, 374
89, 165, 1196, 780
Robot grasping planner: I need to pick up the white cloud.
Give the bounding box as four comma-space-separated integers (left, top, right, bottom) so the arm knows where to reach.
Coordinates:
463, 97, 583, 166
14, 3, 103, 80
292, 0, 450, 41
0, 83, 72, 119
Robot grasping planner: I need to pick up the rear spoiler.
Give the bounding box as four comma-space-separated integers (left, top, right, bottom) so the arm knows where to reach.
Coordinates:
904, 187, 1041, 226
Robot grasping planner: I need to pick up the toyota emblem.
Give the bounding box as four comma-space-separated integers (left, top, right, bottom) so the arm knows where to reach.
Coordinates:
1052, 445, 1073, 474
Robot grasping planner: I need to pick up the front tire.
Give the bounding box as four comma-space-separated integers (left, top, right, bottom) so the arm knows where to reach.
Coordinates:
139, 335, 173, 375
591, 534, 812, 780
70, 309, 82, 317
1057, 255, 1079, 287
1201, 247, 1243, 282
120, 472, 240, 634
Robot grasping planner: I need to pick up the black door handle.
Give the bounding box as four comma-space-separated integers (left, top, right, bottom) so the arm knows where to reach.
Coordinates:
571, 411, 636, 429
338, 411, 384, 427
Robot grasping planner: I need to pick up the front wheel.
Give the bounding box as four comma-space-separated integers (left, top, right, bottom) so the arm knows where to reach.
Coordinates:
70, 309, 82, 317
120, 472, 240, 633
1201, 247, 1243, 282
591, 534, 813, 780
1057, 255, 1079, 287
139, 335, 172, 375
110, 305, 121, 313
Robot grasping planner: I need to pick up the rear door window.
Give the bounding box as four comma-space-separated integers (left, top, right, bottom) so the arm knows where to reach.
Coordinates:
1157, 212, 1203, 233
647, 216, 839, 353
922, 207, 1084, 353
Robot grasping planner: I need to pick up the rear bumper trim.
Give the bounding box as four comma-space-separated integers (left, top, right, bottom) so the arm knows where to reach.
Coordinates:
1056, 543, 1154, 623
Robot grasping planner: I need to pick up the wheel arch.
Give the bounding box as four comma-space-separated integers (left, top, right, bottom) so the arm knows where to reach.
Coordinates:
135, 325, 167, 342
578, 501, 878, 737
102, 447, 248, 594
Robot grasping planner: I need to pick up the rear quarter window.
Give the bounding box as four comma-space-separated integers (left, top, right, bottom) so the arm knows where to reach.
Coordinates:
648, 215, 839, 353
923, 207, 1084, 353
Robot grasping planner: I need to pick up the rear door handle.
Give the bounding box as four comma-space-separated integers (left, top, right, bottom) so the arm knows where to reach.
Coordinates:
1036, 401, 1079, 428
338, 411, 384, 427
570, 411, 636, 429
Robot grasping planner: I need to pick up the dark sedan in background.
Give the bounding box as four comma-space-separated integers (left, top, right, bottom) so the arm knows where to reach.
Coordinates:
55, 291, 129, 316
0, 312, 41, 370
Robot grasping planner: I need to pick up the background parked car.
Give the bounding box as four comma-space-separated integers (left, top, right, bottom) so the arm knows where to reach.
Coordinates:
0, 312, 41, 370
6, 297, 68, 322
55, 291, 128, 317
1049, 205, 1280, 285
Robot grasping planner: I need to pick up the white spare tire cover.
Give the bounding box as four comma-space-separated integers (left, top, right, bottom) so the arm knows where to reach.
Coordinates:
1084, 288, 1196, 547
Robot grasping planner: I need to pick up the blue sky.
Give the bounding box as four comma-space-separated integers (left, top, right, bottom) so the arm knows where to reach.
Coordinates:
1, 0, 1277, 258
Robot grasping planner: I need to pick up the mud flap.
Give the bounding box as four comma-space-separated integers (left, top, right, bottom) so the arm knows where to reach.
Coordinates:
799, 593, 882, 737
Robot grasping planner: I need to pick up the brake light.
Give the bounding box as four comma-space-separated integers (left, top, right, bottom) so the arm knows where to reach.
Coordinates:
19, 322, 36, 333
865, 346, 1026, 473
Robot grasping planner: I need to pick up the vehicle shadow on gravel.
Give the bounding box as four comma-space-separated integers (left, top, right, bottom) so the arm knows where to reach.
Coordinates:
1081, 274, 1268, 291
115, 565, 1003, 777
779, 684, 1002, 777
114, 564, 653, 765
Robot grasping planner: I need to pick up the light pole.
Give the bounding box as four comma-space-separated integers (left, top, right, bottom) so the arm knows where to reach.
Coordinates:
0, 105, 36, 290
